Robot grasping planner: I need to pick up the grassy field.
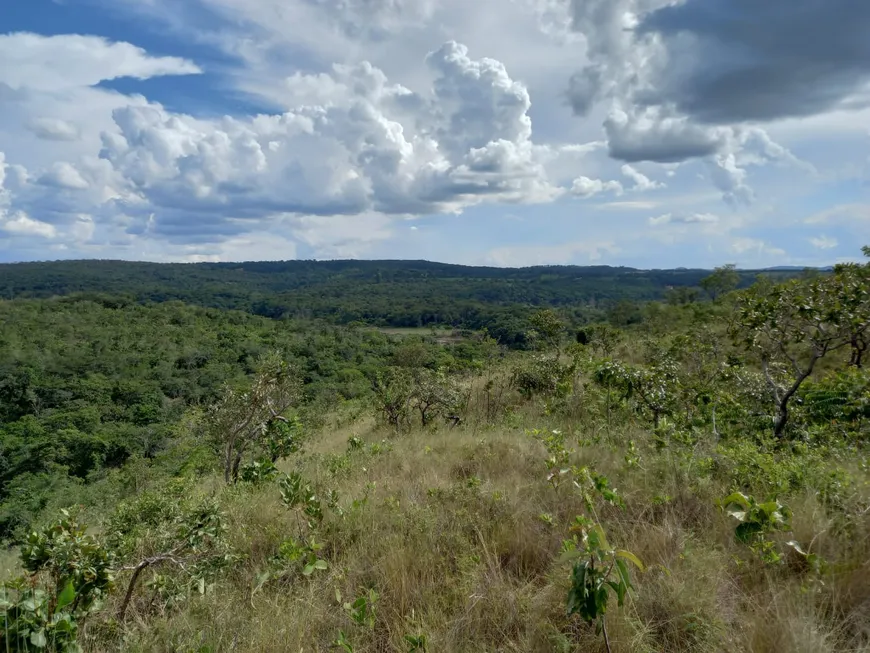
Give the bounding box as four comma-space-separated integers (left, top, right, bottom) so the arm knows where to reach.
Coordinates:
71, 371, 870, 653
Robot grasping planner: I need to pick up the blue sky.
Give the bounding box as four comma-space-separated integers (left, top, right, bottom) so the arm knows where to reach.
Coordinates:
0, 0, 868, 268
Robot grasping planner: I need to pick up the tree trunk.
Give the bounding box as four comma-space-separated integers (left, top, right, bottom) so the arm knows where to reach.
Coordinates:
231, 450, 243, 483
850, 334, 866, 368
118, 558, 156, 621
223, 449, 232, 484
773, 356, 819, 439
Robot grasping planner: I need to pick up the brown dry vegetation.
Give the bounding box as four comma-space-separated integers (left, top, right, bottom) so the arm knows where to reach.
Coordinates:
77, 378, 870, 653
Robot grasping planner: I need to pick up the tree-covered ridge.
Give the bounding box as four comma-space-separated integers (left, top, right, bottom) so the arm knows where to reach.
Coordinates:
0, 258, 803, 327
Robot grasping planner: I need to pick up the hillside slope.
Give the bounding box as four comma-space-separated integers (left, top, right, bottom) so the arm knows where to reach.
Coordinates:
0, 259, 803, 345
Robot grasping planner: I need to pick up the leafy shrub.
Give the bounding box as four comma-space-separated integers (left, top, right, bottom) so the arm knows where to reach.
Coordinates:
511, 356, 575, 400
1, 509, 113, 651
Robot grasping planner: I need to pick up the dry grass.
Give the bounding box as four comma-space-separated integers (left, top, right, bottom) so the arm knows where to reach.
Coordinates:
78, 397, 870, 653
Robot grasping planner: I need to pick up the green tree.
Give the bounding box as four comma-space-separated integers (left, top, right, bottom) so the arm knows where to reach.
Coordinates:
205, 352, 303, 483
410, 368, 462, 427
732, 264, 870, 438
700, 264, 740, 301
585, 324, 622, 358
1, 509, 114, 651
529, 309, 565, 353
834, 247, 870, 367
607, 301, 642, 327
665, 286, 700, 306
372, 367, 414, 432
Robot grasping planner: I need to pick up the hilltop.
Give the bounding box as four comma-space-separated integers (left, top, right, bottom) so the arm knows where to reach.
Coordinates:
0, 259, 807, 346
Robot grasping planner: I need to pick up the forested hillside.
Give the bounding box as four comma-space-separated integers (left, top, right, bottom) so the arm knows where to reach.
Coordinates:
0, 260, 804, 343
0, 251, 867, 653
0, 298, 498, 541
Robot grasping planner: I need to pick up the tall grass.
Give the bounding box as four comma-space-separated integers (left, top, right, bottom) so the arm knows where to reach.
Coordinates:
78, 387, 870, 653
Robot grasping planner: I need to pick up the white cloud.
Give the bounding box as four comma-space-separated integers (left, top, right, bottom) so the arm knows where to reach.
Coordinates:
38, 162, 90, 190
570, 176, 623, 198
485, 240, 619, 267
649, 212, 718, 226
71, 42, 564, 244
730, 237, 786, 258
0, 0, 867, 265
597, 200, 659, 211
291, 213, 394, 259
0, 211, 57, 238
603, 107, 728, 163
804, 204, 870, 225
705, 154, 753, 206
26, 118, 81, 142
70, 215, 96, 242
0, 33, 201, 91
621, 164, 663, 191
808, 235, 838, 250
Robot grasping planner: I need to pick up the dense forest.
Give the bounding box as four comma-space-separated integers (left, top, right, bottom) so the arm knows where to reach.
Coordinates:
0, 298, 498, 540
0, 251, 867, 652
0, 260, 808, 345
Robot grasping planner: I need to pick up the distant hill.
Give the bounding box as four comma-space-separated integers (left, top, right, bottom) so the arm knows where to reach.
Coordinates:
0, 259, 806, 344
762, 265, 834, 272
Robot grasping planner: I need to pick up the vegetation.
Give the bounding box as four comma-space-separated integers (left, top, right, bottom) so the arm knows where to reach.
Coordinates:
0, 251, 868, 652
0, 259, 810, 348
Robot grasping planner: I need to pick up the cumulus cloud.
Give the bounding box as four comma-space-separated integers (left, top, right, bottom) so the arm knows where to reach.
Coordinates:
705, 155, 753, 206
84, 42, 563, 241
562, 0, 862, 206
0, 33, 201, 91
0, 211, 57, 238
570, 176, 623, 198
38, 163, 91, 190
636, 0, 870, 124
621, 164, 663, 191
0, 37, 576, 258
603, 107, 727, 163
26, 118, 81, 142
1, 0, 863, 265
568, 0, 870, 128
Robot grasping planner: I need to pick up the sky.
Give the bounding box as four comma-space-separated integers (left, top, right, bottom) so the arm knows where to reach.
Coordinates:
0, 0, 869, 269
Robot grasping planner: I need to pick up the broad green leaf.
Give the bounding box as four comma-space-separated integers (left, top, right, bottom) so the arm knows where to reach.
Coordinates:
615, 549, 645, 571
615, 558, 633, 594
566, 562, 588, 616
607, 580, 627, 607
56, 580, 76, 611
31, 629, 47, 648
21, 597, 40, 611
735, 521, 763, 544
589, 524, 610, 551
52, 616, 74, 632
558, 547, 586, 563
719, 492, 750, 510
